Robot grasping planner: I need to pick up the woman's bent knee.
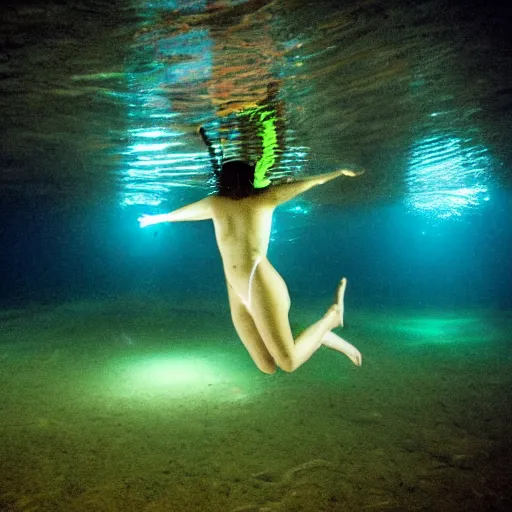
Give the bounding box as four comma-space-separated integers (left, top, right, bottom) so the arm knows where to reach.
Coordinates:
258, 361, 277, 374
276, 355, 298, 373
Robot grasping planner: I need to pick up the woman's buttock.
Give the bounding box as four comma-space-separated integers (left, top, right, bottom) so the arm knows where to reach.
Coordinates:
225, 257, 290, 311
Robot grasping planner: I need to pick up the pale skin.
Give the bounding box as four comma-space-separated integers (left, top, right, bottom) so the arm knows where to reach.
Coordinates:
139, 169, 363, 373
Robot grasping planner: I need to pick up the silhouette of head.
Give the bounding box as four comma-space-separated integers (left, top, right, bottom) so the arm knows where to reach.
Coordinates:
217, 160, 260, 199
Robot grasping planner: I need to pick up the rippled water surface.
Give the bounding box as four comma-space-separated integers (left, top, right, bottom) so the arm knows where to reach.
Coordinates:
1, 0, 511, 217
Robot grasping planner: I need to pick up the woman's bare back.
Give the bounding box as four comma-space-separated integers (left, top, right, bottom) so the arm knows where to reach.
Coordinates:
210, 193, 275, 301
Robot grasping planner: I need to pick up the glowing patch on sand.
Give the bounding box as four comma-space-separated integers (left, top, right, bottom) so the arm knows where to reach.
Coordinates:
105, 349, 261, 404
392, 315, 482, 346
130, 355, 223, 388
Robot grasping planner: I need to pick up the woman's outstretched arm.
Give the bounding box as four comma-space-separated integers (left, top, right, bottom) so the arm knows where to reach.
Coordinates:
267, 169, 362, 207
139, 196, 213, 228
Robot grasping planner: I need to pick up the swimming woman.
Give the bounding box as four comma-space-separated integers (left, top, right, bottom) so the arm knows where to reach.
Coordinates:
139, 162, 363, 373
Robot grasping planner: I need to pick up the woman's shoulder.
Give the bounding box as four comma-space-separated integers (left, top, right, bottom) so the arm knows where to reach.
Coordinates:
210, 191, 274, 212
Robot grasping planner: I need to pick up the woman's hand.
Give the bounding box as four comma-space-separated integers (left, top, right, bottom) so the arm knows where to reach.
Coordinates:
316, 169, 362, 184
138, 213, 169, 228
339, 169, 364, 177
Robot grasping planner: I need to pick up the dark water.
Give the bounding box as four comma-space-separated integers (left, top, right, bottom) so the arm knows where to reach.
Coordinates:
1, 1, 512, 511
1, 189, 511, 310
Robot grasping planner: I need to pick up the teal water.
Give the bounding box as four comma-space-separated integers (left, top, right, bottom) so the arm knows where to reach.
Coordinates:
0, 0, 511, 510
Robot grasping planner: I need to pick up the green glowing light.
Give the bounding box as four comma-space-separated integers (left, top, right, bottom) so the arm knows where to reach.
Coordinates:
103, 351, 262, 405
391, 315, 482, 346
137, 357, 217, 386
120, 354, 226, 394
254, 112, 277, 189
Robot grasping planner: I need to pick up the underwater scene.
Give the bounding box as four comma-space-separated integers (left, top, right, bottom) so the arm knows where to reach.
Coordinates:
0, 0, 511, 510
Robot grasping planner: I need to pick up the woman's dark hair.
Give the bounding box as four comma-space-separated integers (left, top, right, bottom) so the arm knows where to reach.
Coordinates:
216, 160, 269, 199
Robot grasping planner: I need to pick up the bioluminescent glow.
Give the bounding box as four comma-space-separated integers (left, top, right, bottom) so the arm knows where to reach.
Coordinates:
104, 351, 259, 404
406, 132, 492, 219
390, 315, 483, 346
132, 356, 222, 387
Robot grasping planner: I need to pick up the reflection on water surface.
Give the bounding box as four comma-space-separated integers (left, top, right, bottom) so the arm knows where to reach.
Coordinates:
0, 0, 510, 215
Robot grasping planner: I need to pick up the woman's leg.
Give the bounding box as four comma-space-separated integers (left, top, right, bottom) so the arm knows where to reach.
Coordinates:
248, 259, 347, 372
322, 331, 362, 366
227, 282, 276, 374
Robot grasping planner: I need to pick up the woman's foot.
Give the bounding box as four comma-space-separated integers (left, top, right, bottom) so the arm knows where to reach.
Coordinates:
322, 331, 362, 366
